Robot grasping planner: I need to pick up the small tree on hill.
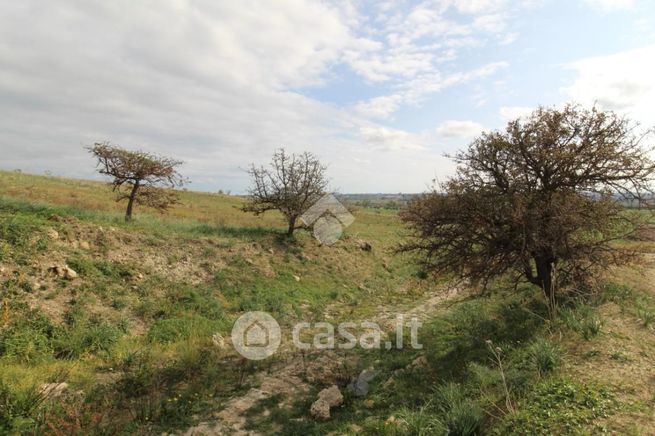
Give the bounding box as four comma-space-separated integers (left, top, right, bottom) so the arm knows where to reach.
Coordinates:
88, 142, 186, 221
400, 105, 655, 312
243, 148, 328, 236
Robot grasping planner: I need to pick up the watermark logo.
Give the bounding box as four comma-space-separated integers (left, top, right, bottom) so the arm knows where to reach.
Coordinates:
230, 311, 422, 360
301, 193, 355, 245
231, 311, 281, 360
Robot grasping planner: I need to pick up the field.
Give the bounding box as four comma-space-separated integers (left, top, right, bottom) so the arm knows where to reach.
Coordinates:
1, 170, 655, 435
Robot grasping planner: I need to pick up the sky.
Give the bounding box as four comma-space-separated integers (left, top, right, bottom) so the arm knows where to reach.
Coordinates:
1, 0, 654, 193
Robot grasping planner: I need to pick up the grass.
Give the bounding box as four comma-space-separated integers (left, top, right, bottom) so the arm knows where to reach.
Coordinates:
1, 170, 655, 434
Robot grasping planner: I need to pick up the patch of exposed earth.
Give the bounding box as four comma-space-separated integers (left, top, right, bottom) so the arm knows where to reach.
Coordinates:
182, 283, 461, 435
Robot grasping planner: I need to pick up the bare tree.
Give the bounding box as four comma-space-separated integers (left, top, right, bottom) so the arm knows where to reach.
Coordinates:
400, 105, 655, 311
88, 142, 186, 221
243, 148, 328, 236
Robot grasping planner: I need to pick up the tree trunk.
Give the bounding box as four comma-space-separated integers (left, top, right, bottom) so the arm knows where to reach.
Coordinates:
287, 216, 297, 237
125, 182, 140, 222
534, 255, 555, 313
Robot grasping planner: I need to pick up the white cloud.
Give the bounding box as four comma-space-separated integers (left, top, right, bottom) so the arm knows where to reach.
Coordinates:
356, 61, 509, 119
437, 120, 485, 138
0, 0, 528, 192
500, 106, 535, 120
359, 125, 426, 152
562, 44, 655, 122
582, 0, 635, 11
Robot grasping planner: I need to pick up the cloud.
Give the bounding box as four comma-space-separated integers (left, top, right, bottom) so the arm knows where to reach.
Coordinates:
582, 0, 635, 11
499, 106, 535, 120
437, 120, 485, 138
359, 125, 426, 152
562, 44, 655, 122
0, 0, 526, 192
356, 61, 509, 119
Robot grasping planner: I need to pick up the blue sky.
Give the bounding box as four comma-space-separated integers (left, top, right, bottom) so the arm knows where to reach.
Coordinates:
1, 0, 654, 193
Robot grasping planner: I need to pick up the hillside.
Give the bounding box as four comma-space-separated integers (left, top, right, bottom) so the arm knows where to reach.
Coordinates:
1, 170, 654, 435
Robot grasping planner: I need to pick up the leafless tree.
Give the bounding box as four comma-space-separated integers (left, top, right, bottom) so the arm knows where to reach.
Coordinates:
400, 105, 655, 312
88, 142, 186, 221
243, 148, 328, 236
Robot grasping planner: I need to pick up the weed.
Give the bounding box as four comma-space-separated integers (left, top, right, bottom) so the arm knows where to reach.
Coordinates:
528, 338, 562, 376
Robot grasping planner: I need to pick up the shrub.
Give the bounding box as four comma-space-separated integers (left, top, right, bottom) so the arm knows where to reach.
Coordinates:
559, 304, 602, 340
528, 338, 562, 376
434, 383, 484, 436
396, 403, 445, 436
147, 315, 217, 344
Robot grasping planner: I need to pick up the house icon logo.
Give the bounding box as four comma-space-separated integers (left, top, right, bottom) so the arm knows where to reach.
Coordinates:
231, 311, 281, 360
300, 193, 355, 245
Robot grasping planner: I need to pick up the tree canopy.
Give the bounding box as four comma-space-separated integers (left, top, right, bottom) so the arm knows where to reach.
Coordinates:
88, 142, 186, 221
243, 148, 328, 236
400, 105, 655, 310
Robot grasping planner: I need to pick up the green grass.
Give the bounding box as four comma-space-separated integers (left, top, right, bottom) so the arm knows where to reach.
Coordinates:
1, 170, 653, 434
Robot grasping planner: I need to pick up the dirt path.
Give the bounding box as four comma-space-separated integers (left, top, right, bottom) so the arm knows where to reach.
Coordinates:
183, 284, 461, 435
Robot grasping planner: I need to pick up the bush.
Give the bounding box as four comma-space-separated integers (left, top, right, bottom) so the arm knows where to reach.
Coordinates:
396, 403, 445, 435
559, 304, 602, 340
147, 315, 217, 344
53, 321, 123, 358
528, 338, 562, 376
434, 383, 484, 436
0, 310, 55, 363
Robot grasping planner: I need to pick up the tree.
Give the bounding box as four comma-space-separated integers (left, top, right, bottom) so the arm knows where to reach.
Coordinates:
243, 148, 328, 236
88, 142, 186, 221
400, 105, 655, 311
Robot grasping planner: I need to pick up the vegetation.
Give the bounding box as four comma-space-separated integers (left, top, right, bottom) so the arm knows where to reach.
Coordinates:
88, 142, 186, 221
243, 148, 328, 236
1, 156, 655, 434
401, 105, 655, 312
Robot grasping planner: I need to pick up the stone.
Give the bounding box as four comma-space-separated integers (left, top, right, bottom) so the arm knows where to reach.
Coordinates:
63, 266, 78, 280
310, 399, 331, 420
50, 265, 78, 280
79, 240, 90, 250
410, 355, 428, 369
46, 228, 59, 240
363, 399, 375, 409
310, 385, 343, 420
212, 333, 226, 349
351, 368, 376, 397
39, 382, 68, 398
357, 240, 372, 251
293, 275, 301, 282
318, 385, 343, 407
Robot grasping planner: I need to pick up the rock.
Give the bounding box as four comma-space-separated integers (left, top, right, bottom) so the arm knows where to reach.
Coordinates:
351, 368, 377, 397
318, 385, 343, 408
212, 333, 226, 349
310, 399, 331, 420
410, 355, 428, 369
350, 424, 363, 433
46, 228, 59, 240
383, 377, 396, 389
268, 248, 275, 255
245, 258, 254, 265
79, 240, 90, 250
39, 382, 68, 398
293, 275, 301, 282
363, 399, 375, 409
310, 385, 343, 420
385, 416, 396, 426
357, 240, 372, 251
49, 265, 78, 280
63, 266, 78, 280
32, 281, 42, 291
